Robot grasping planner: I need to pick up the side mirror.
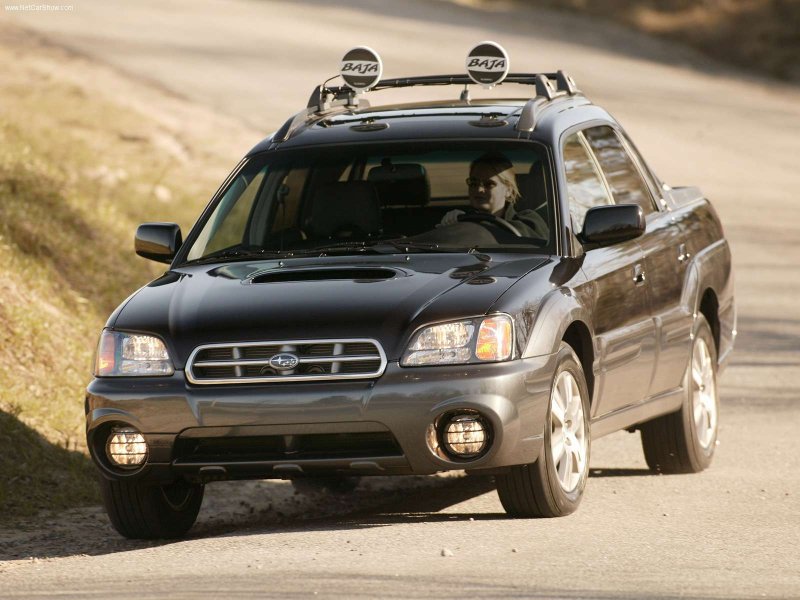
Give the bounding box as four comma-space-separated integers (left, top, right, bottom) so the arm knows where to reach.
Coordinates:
580, 204, 645, 246
135, 223, 182, 264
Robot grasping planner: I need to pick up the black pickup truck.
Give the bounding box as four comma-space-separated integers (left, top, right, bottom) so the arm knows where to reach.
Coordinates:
86, 46, 735, 539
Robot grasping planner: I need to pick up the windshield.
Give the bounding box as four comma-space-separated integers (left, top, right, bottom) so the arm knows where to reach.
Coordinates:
183, 142, 554, 263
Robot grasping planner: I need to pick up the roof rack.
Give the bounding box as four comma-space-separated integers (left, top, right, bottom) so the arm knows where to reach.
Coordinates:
302, 71, 580, 113
273, 44, 582, 142
329, 72, 578, 97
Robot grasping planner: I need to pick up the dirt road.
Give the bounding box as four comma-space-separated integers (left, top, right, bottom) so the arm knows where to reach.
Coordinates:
2, 0, 799, 597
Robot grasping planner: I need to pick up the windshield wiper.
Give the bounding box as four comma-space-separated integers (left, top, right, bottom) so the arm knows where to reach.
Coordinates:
287, 240, 462, 256
183, 247, 292, 265
185, 239, 480, 265
285, 241, 385, 256
297, 239, 477, 255
366, 239, 471, 254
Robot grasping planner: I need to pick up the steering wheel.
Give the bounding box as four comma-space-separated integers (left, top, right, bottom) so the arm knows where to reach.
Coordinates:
457, 212, 523, 237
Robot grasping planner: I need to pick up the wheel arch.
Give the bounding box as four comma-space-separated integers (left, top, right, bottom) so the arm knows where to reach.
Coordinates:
522, 290, 596, 402
683, 237, 735, 367
699, 287, 720, 355
562, 321, 595, 405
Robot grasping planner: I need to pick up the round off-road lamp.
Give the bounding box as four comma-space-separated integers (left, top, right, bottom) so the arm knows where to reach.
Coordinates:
106, 426, 148, 468
441, 413, 489, 459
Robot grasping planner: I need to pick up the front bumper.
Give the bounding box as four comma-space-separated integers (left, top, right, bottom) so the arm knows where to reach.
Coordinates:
86, 355, 556, 483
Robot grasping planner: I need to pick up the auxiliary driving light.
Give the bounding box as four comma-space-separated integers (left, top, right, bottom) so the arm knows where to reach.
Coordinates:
106, 427, 148, 468
440, 413, 490, 459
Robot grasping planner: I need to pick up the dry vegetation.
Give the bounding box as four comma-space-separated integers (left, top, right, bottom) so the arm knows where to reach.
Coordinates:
524, 0, 800, 81
0, 24, 254, 521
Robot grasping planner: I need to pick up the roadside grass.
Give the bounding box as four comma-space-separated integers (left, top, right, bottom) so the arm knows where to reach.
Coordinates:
0, 34, 239, 523
0, 409, 98, 519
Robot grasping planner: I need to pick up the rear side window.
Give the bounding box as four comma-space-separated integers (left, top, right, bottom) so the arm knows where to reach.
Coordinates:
563, 132, 611, 231
583, 126, 655, 215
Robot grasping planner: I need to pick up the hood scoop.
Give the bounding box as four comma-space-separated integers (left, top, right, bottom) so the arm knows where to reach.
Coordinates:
250, 267, 398, 284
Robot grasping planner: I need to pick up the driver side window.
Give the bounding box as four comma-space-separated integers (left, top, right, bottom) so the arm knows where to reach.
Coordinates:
563, 132, 612, 231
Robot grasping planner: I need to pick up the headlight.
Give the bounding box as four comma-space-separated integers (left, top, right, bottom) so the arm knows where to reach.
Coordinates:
94, 330, 174, 377
401, 314, 513, 366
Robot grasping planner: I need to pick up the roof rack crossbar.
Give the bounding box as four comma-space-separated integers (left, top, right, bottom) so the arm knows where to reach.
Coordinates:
324, 72, 576, 94
308, 71, 581, 113
273, 71, 583, 143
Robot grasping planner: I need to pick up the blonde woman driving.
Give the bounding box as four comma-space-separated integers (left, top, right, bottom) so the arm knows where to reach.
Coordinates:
440, 152, 546, 238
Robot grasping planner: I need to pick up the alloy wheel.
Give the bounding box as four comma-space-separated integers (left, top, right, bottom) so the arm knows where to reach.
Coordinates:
550, 370, 588, 492
691, 337, 718, 450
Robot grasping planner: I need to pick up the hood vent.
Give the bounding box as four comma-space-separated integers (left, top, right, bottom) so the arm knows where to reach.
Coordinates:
250, 268, 397, 284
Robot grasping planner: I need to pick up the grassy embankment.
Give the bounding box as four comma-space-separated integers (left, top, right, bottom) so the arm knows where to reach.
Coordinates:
0, 29, 248, 522
525, 0, 800, 82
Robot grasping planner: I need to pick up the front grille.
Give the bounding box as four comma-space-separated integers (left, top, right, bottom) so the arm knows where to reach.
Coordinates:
173, 432, 403, 463
186, 338, 387, 385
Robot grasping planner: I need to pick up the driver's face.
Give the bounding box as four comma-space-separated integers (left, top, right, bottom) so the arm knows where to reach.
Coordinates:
468, 164, 513, 215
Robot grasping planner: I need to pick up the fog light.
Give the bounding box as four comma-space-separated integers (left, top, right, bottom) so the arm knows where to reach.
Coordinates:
442, 413, 489, 459
106, 427, 147, 468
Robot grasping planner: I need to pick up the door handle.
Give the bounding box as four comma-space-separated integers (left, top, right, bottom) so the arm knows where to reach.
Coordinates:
633, 264, 646, 285
677, 243, 690, 263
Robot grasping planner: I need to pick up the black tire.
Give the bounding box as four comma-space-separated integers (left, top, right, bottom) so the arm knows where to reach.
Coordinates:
291, 476, 360, 495
99, 477, 204, 539
640, 314, 719, 474
495, 342, 591, 518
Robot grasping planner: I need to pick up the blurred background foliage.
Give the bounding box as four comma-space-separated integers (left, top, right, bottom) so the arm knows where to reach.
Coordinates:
522, 0, 800, 80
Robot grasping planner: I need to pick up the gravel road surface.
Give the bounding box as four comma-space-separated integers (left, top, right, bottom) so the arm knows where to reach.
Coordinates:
2, 0, 799, 598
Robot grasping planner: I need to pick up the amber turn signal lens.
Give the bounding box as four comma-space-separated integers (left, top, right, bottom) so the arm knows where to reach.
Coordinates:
475, 315, 513, 361
96, 330, 117, 375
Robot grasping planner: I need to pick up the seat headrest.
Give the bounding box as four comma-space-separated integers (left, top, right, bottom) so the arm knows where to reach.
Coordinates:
515, 161, 549, 213
367, 163, 430, 207
307, 181, 381, 238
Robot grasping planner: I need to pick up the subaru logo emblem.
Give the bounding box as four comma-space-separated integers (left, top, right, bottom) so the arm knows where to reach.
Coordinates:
269, 353, 299, 371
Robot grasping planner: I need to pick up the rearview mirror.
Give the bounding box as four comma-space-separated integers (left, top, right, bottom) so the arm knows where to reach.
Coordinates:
580, 204, 645, 246
135, 223, 182, 264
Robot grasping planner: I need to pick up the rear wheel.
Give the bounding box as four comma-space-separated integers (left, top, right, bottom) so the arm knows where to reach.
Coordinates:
640, 314, 719, 473
99, 477, 204, 539
495, 342, 590, 517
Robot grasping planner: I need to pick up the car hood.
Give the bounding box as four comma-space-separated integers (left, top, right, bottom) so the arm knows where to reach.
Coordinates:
112, 253, 550, 365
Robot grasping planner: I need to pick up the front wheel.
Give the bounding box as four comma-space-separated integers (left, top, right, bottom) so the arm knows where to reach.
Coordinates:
640, 314, 719, 473
495, 342, 591, 518
99, 477, 204, 539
